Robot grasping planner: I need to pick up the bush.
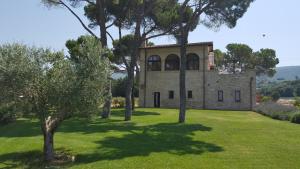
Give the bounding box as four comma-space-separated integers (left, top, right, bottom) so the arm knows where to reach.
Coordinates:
111, 97, 139, 108
271, 92, 280, 101
0, 105, 16, 125
111, 97, 125, 108
290, 113, 300, 124
254, 101, 297, 121
261, 96, 272, 103
294, 97, 300, 109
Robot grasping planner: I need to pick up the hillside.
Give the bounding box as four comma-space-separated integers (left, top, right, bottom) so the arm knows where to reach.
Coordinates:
257, 66, 300, 84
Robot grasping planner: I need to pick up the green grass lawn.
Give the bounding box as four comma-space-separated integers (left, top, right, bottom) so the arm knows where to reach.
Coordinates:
1, 108, 300, 169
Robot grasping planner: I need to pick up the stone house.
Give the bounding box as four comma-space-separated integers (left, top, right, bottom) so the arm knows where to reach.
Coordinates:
138, 42, 256, 110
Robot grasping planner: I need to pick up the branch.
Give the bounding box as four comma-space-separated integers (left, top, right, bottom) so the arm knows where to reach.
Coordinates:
106, 31, 115, 43
121, 55, 129, 70
58, 0, 98, 39
106, 21, 115, 29
84, 0, 95, 5
145, 25, 176, 40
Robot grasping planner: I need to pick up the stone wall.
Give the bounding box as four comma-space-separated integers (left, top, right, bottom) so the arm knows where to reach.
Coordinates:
205, 71, 256, 110
138, 43, 256, 110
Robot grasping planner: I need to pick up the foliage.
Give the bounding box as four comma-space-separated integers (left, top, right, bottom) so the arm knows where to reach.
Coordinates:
111, 97, 139, 108
271, 92, 280, 101
259, 80, 300, 98
112, 77, 138, 98
111, 97, 125, 108
294, 97, 300, 108
223, 43, 253, 73
260, 96, 272, 103
215, 44, 279, 76
290, 113, 300, 124
254, 101, 297, 121
296, 87, 300, 96
255, 49, 279, 77
213, 49, 224, 69
0, 42, 111, 161
0, 104, 16, 125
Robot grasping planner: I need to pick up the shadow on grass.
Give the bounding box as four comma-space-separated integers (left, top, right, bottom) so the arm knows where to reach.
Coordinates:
76, 122, 223, 163
0, 150, 43, 169
0, 119, 41, 138
0, 109, 223, 166
0, 148, 74, 169
111, 109, 160, 117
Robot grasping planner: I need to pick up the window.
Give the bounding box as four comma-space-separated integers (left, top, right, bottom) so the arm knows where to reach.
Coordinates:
188, 90, 193, 99
169, 91, 174, 99
165, 54, 180, 70
147, 55, 161, 71
235, 90, 241, 102
218, 90, 223, 102
186, 53, 199, 70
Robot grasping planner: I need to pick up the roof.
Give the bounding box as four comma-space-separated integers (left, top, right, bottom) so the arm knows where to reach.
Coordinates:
139, 42, 213, 49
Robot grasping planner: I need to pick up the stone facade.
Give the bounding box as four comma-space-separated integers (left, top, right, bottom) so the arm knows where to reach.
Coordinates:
138, 42, 256, 110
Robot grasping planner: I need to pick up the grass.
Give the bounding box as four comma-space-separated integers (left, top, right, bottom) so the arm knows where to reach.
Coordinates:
0, 108, 300, 169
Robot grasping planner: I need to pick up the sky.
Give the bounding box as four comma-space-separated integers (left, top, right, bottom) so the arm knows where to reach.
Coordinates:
0, 0, 299, 67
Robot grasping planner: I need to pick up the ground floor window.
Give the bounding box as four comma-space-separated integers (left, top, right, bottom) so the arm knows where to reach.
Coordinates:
235, 90, 241, 102
218, 90, 223, 102
169, 91, 174, 99
188, 90, 193, 99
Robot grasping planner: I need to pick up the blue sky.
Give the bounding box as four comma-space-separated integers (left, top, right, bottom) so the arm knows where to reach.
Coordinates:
0, 0, 299, 67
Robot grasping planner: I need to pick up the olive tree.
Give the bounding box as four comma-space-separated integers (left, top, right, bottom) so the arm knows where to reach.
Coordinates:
0, 40, 110, 162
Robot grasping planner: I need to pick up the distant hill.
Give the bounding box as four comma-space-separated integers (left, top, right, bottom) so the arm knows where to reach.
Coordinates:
257, 66, 300, 85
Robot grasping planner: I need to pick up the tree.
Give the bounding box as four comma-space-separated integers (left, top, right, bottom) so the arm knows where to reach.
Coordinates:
214, 49, 224, 69
254, 48, 279, 77
42, 0, 113, 119
224, 43, 253, 73
176, 0, 255, 123
0, 41, 110, 162
296, 87, 300, 97
107, 0, 181, 121
216, 46, 279, 77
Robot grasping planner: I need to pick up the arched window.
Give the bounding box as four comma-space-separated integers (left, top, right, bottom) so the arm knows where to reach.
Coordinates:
165, 54, 180, 71
186, 53, 199, 70
147, 55, 161, 71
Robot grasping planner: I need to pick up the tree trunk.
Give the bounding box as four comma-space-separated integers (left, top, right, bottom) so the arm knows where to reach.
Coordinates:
41, 117, 58, 162
102, 79, 112, 118
125, 70, 134, 121
179, 34, 188, 123
96, 0, 111, 118
131, 77, 135, 110
43, 129, 54, 162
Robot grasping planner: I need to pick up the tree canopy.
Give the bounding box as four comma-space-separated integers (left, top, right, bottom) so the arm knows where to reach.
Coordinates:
214, 43, 279, 76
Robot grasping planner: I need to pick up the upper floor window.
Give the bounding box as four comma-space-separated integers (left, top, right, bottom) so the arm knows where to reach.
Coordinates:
235, 90, 241, 102
147, 55, 161, 71
186, 53, 199, 70
165, 54, 180, 71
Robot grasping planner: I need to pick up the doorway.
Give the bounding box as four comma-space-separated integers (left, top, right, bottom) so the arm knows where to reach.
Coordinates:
154, 92, 160, 108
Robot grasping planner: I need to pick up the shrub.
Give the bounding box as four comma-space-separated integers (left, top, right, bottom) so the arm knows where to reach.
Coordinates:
0, 105, 16, 125
111, 97, 125, 108
254, 101, 297, 121
290, 113, 300, 124
271, 92, 280, 101
261, 96, 272, 103
111, 97, 139, 108
294, 97, 300, 109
